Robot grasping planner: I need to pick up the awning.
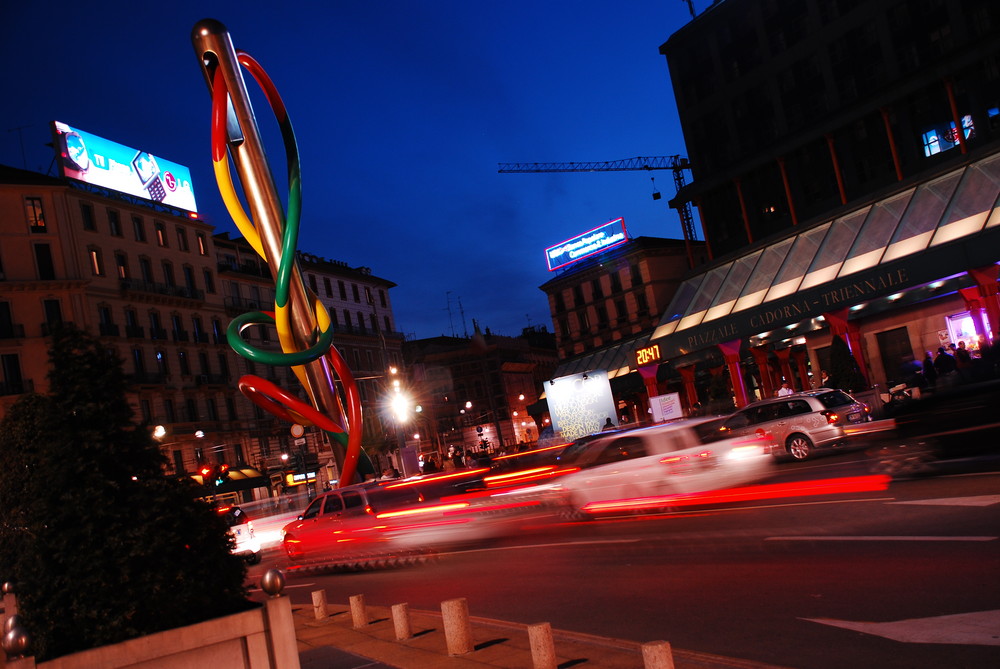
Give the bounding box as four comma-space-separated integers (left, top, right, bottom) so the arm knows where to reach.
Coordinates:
193, 466, 270, 494
651, 151, 1000, 358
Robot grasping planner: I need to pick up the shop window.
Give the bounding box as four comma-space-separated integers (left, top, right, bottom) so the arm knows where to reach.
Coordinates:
945, 310, 992, 353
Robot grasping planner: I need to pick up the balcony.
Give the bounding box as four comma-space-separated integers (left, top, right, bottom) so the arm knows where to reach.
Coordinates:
40, 320, 74, 336
0, 323, 25, 339
98, 322, 121, 337
0, 378, 33, 396
125, 325, 145, 339
217, 261, 270, 279
196, 373, 229, 387
172, 329, 190, 342
120, 278, 204, 302
149, 327, 168, 341
127, 372, 167, 386
223, 296, 267, 317
193, 332, 210, 344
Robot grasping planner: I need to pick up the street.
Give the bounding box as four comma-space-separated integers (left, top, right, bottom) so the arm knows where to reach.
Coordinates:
250, 452, 1000, 668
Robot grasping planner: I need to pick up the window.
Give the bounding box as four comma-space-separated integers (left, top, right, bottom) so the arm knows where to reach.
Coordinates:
572, 285, 584, 307
196, 232, 207, 255
183, 265, 196, 291
132, 215, 146, 241
185, 398, 198, 422
34, 244, 55, 280
162, 261, 175, 286
25, 197, 46, 232
154, 221, 167, 247
379, 289, 387, 307
630, 264, 642, 287
309, 275, 317, 292
203, 268, 215, 294
108, 209, 122, 236
132, 348, 145, 375
140, 399, 152, 423
139, 257, 154, 283
80, 202, 96, 231
338, 280, 347, 299
610, 272, 623, 293
0, 302, 15, 338
636, 291, 649, 314
176, 227, 189, 251
115, 252, 128, 279
352, 284, 360, 303
164, 398, 176, 423
226, 397, 237, 420
357, 311, 365, 328
155, 350, 168, 376
1, 353, 24, 394
89, 247, 104, 276
323, 277, 332, 296
365, 286, 373, 304
217, 353, 229, 379
149, 311, 165, 339
212, 318, 223, 343
206, 398, 219, 421
178, 350, 190, 375
198, 351, 210, 374
384, 315, 391, 331
591, 279, 603, 299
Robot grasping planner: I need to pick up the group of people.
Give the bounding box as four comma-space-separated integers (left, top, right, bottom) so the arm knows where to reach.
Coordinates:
774, 369, 836, 397
921, 340, 990, 389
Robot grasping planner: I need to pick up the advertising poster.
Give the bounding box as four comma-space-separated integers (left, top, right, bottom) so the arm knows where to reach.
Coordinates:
650, 392, 683, 422
52, 121, 198, 212
546, 370, 618, 442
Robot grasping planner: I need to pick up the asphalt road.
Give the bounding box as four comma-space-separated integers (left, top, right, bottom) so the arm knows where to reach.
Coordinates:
251, 452, 1000, 668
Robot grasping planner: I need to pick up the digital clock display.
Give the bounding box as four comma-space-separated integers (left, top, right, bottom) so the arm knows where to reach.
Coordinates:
635, 344, 662, 367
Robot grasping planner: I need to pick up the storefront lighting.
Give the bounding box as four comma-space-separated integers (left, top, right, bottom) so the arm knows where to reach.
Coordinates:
889, 293, 903, 301
850, 304, 865, 312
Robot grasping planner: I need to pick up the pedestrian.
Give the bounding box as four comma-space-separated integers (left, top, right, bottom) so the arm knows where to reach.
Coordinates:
819, 370, 835, 389
934, 346, 958, 387
922, 351, 937, 388
452, 447, 465, 469
601, 417, 616, 431
776, 382, 794, 396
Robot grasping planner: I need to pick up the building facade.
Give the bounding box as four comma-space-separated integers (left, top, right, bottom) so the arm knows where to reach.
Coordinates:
401, 326, 558, 459
0, 164, 403, 497
637, 0, 1000, 414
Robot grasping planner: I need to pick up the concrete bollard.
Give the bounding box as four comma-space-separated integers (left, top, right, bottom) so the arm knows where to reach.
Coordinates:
349, 594, 368, 629
527, 622, 557, 669
311, 590, 328, 620
441, 597, 474, 655
391, 603, 412, 641
641, 640, 675, 669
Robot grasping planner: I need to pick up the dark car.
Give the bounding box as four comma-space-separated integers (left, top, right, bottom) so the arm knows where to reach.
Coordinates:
863, 379, 1000, 477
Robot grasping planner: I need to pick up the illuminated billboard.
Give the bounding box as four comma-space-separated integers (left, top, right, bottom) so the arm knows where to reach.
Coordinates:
51, 121, 198, 212
545, 217, 628, 271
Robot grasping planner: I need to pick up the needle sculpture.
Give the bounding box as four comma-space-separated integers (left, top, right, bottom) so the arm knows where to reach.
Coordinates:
192, 19, 373, 487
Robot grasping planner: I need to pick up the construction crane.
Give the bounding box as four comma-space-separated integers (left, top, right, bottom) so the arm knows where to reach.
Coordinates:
498, 155, 699, 267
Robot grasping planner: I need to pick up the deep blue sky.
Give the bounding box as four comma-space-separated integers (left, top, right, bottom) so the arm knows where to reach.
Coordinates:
1, 1, 700, 340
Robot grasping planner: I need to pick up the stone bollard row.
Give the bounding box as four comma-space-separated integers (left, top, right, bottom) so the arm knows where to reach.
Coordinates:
313, 589, 676, 669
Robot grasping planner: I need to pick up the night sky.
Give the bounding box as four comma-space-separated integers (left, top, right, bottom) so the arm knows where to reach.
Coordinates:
1, 1, 699, 339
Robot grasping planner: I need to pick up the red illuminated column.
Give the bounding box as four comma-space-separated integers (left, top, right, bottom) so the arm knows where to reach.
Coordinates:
718, 340, 750, 408
774, 347, 795, 390
825, 134, 848, 205
638, 364, 660, 405
969, 265, 1000, 346
944, 78, 968, 155
676, 364, 699, 414
693, 197, 713, 261
734, 178, 754, 244
776, 157, 799, 227
880, 107, 904, 182
750, 345, 775, 398
793, 349, 811, 391
823, 308, 870, 386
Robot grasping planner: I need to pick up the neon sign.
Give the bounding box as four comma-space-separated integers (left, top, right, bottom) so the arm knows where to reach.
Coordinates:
545, 218, 628, 271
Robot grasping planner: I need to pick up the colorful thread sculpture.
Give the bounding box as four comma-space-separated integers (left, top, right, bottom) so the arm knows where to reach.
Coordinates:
198, 29, 371, 487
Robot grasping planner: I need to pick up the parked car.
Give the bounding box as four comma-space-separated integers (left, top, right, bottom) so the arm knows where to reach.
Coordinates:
218, 506, 261, 564
714, 389, 870, 461
552, 418, 776, 514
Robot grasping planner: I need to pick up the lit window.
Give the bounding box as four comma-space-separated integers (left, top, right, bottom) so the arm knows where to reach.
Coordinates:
25, 197, 46, 232
89, 248, 104, 276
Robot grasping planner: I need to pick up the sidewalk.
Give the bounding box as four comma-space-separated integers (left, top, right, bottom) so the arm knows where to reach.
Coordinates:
293, 599, 790, 669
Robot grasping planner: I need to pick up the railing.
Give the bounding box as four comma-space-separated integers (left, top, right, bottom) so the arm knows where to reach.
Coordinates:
40, 321, 74, 336
0, 323, 25, 339
125, 325, 145, 338
150, 327, 168, 340
127, 372, 167, 385
120, 278, 204, 301
98, 322, 120, 337
0, 378, 33, 396
172, 329, 190, 342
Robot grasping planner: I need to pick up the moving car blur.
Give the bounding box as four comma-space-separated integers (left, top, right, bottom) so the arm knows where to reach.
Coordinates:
550, 418, 776, 516
852, 379, 1000, 477
218, 505, 262, 564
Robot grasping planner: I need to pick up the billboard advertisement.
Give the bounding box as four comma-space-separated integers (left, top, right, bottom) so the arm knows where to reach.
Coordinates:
546, 370, 618, 442
545, 217, 628, 271
51, 121, 198, 212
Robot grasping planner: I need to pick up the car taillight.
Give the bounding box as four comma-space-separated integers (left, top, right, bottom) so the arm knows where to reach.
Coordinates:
821, 410, 839, 424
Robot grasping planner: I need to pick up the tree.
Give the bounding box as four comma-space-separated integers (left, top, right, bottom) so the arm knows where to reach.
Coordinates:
828, 334, 868, 393
0, 326, 250, 661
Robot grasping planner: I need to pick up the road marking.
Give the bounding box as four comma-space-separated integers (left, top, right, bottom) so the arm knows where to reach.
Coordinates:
766, 535, 996, 541
803, 610, 1000, 646
890, 495, 1000, 507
